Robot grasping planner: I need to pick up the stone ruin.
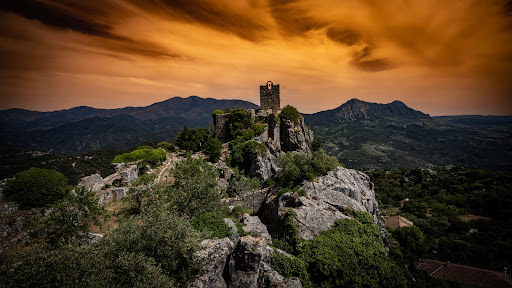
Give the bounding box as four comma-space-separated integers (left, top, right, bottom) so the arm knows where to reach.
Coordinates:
213, 81, 281, 143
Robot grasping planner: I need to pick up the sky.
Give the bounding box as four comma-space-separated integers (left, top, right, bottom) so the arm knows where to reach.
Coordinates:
0, 0, 512, 116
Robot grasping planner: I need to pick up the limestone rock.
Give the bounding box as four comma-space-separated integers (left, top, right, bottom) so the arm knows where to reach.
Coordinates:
260, 262, 302, 288
190, 238, 235, 288
98, 187, 128, 204
78, 173, 104, 192
224, 218, 240, 245
249, 149, 280, 182
228, 236, 270, 288
0, 202, 18, 218
260, 166, 382, 240
279, 118, 313, 155
241, 214, 272, 243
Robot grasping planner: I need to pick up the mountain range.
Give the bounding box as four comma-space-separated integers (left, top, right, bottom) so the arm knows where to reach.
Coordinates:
1, 96, 511, 171
0, 96, 257, 154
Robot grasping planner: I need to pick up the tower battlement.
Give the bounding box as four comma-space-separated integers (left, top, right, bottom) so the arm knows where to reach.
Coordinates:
260, 81, 280, 110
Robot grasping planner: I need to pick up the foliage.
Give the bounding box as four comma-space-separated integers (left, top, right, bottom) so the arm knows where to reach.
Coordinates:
310, 135, 323, 152
205, 137, 222, 162
226, 169, 261, 197
46, 187, 103, 246
192, 210, 232, 239
230, 140, 266, 174
212, 110, 224, 116
279, 105, 300, 125
368, 167, 512, 270
298, 212, 407, 288
157, 141, 176, 152
228, 109, 253, 139
270, 252, 312, 287
132, 173, 156, 187
5, 167, 69, 208
174, 127, 209, 152
0, 206, 201, 288
276, 151, 340, 188
163, 156, 222, 217
111, 148, 166, 168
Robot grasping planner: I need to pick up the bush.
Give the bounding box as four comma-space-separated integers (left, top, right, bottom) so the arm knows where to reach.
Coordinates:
279, 105, 300, 125
111, 148, 166, 168
4, 167, 69, 208
298, 212, 407, 288
276, 151, 339, 188
157, 141, 175, 152
164, 156, 221, 217
205, 138, 222, 162
192, 210, 232, 239
212, 110, 224, 116
310, 135, 323, 152
270, 252, 312, 287
174, 127, 209, 152
230, 140, 266, 175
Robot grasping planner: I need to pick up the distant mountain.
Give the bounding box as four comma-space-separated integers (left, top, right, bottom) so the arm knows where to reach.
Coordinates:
306, 98, 430, 124
304, 99, 512, 171
0, 96, 258, 154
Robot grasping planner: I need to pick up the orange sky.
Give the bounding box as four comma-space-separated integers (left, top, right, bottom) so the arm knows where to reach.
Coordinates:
1, 0, 511, 115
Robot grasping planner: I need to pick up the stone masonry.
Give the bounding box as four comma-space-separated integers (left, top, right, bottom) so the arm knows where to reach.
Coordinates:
260, 81, 280, 110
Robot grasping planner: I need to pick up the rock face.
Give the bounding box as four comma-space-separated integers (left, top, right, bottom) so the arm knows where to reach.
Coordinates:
190, 236, 302, 288
260, 166, 382, 240
249, 112, 314, 182
241, 214, 272, 243
78, 173, 104, 192
98, 187, 129, 204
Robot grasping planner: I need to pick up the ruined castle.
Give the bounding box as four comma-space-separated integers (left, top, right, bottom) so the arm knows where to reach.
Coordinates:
213, 81, 281, 142
259, 81, 280, 110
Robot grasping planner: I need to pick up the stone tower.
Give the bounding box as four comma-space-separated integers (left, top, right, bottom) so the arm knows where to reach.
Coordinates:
260, 81, 280, 110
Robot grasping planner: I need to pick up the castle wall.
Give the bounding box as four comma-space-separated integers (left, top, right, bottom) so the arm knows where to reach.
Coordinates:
213, 113, 232, 143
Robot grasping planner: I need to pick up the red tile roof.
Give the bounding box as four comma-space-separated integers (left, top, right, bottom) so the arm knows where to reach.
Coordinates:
415, 259, 512, 288
384, 215, 413, 230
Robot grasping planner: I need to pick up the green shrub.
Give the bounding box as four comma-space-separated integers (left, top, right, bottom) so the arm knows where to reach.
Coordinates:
279, 105, 300, 125
174, 127, 209, 152
298, 212, 407, 288
270, 252, 312, 287
276, 151, 339, 188
205, 138, 222, 163
111, 148, 166, 168
192, 210, 232, 239
157, 141, 175, 152
226, 170, 261, 197
164, 156, 221, 217
310, 135, 323, 152
4, 167, 69, 208
212, 110, 224, 116
137, 145, 154, 150
230, 140, 266, 175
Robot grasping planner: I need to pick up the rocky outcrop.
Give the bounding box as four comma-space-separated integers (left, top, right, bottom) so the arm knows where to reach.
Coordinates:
191, 236, 302, 288
0, 202, 18, 218
250, 149, 280, 182
98, 187, 129, 204
260, 166, 382, 240
190, 238, 235, 288
241, 214, 272, 243
103, 163, 138, 187
78, 173, 104, 192
279, 117, 313, 155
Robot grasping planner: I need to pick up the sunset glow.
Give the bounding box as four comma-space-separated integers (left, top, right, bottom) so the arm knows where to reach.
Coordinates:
1, 0, 511, 115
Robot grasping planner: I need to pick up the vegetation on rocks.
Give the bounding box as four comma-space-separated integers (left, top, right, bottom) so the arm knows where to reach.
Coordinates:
279, 105, 300, 125
111, 148, 166, 168
276, 150, 340, 188
5, 167, 69, 208
174, 127, 209, 152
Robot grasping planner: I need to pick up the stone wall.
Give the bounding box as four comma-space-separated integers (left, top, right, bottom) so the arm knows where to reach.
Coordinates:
260, 81, 280, 110
213, 113, 232, 143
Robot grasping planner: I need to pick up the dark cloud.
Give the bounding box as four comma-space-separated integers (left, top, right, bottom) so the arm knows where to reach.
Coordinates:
351, 46, 394, 72
126, 0, 268, 41
326, 27, 362, 46
269, 0, 327, 35
0, 1, 177, 58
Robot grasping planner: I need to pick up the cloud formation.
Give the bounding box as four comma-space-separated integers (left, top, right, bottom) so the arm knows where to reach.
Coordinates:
0, 0, 511, 115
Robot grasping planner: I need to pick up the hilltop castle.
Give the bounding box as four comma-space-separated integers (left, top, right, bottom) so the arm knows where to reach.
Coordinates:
260, 81, 280, 110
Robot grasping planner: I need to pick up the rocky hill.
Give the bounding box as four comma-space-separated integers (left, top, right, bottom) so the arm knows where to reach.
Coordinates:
304, 99, 512, 171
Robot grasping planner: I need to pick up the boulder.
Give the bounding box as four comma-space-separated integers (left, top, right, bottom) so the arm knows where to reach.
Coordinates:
228, 236, 270, 288
249, 149, 280, 182
98, 187, 128, 204
78, 173, 104, 192
260, 166, 382, 240
279, 118, 313, 155
224, 218, 240, 245
241, 214, 272, 243
190, 238, 235, 288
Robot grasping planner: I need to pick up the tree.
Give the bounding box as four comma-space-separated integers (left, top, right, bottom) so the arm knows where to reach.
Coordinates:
279, 105, 300, 124
5, 167, 69, 208
164, 156, 222, 217
205, 138, 222, 162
